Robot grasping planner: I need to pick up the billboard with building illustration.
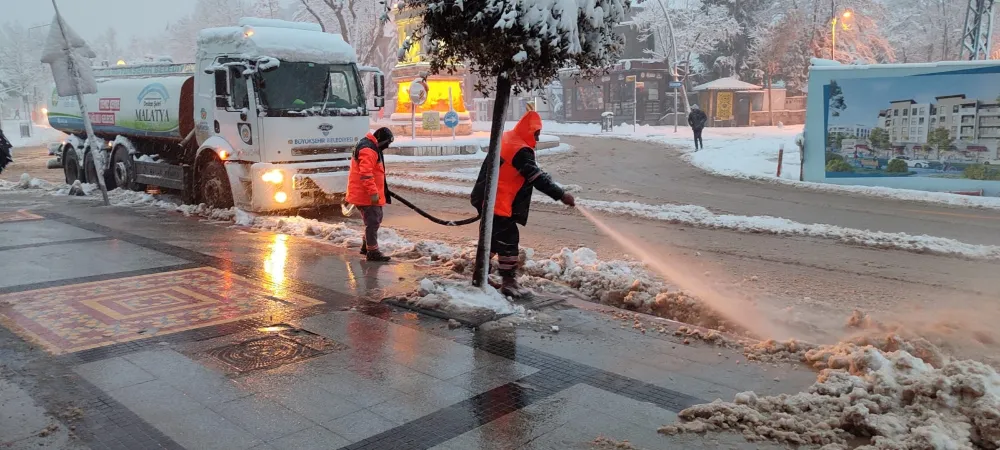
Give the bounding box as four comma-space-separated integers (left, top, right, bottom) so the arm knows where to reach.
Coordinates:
821, 69, 1000, 187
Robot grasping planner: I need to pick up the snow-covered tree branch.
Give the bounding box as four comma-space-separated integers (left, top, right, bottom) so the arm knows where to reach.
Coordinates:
292, 0, 397, 74
0, 22, 51, 115
632, 0, 738, 77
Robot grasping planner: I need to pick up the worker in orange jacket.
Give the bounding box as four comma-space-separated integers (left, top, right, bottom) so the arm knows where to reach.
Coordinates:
347, 127, 394, 262
471, 108, 575, 297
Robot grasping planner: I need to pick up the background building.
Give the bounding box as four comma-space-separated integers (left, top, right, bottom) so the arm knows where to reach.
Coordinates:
828, 124, 872, 139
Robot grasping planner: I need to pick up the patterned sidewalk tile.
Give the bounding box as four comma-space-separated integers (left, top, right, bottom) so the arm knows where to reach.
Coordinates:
0, 267, 322, 354
0, 210, 44, 223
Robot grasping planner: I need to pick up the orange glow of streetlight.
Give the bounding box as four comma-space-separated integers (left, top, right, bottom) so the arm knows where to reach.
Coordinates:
842, 10, 852, 19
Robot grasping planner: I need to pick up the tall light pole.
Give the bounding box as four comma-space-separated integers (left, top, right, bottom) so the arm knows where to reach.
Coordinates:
830, 9, 852, 61
652, 0, 690, 114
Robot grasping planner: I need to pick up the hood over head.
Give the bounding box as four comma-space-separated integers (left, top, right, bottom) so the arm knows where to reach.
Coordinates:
506, 111, 543, 149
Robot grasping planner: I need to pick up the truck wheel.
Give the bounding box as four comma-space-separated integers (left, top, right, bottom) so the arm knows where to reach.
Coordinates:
63, 147, 81, 184
111, 146, 143, 191
199, 159, 234, 209
84, 151, 117, 190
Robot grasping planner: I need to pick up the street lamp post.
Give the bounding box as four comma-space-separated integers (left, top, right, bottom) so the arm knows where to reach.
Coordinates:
830, 9, 852, 61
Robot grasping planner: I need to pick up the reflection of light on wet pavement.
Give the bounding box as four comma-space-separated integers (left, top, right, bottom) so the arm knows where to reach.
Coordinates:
263, 234, 288, 299
344, 260, 358, 291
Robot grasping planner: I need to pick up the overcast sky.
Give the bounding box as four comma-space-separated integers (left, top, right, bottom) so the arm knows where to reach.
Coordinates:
1, 0, 205, 40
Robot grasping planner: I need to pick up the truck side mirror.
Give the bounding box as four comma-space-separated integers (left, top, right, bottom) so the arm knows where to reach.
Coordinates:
374, 73, 385, 99
214, 71, 229, 108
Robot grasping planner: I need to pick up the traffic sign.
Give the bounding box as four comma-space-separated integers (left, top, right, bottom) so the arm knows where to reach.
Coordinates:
625, 75, 636, 82
443, 110, 459, 128
422, 111, 441, 131
669, 81, 683, 88
409, 79, 429, 106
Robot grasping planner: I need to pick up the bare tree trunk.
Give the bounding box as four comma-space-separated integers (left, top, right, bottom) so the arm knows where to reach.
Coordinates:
767, 70, 774, 126
299, 0, 327, 32
320, 0, 353, 45
472, 75, 512, 288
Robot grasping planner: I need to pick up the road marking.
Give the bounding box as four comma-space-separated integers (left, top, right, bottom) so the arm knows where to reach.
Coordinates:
901, 209, 1000, 220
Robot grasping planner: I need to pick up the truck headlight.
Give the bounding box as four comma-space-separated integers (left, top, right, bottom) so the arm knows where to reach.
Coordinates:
274, 191, 288, 203
261, 170, 284, 184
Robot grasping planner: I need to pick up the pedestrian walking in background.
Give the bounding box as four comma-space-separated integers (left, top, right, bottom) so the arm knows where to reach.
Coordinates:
471, 106, 575, 298
687, 105, 707, 151
346, 127, 394, 262
0, 124, 13, 174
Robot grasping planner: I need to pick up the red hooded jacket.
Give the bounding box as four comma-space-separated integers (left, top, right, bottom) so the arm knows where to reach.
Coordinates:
471, 111, 564, 225
346, 133, 388, 206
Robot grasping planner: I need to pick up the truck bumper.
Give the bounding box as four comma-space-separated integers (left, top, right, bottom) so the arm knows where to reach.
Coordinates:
244, 160, 352, 213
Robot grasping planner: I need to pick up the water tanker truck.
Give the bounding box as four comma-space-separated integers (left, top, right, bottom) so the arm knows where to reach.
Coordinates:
46, 18, 385, 212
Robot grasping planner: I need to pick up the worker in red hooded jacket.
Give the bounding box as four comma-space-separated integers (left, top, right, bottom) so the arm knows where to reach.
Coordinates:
347, 127, 394, 262
471, 107, 575, 298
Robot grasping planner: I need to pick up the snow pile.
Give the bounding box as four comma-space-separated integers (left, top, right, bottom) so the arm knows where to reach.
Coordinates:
517, 247, 737, 330
387, 176, 1000, 261
660, 344, 1000, 449
406, 278, 524, 317
0, 173, 58, 191
579, 199, 1000, 261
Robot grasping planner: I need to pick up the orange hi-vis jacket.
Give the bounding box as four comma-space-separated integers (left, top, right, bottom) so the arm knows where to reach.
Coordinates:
471, 111, 565, 225
346, 133, 389, 206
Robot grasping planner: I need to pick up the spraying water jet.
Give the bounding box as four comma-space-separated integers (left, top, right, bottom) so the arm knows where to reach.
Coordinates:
576, 206, 793, 340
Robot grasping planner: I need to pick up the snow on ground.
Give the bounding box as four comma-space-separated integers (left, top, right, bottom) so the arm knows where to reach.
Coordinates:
384, 141, 572, 163
411, 278, 524, 317
1, 120, 66, 148
387, 173, 1000, 261
389, 131, 559, 148
0, 173, 59, 191
530, 120, 1000, 210
661, 339, 1000, 449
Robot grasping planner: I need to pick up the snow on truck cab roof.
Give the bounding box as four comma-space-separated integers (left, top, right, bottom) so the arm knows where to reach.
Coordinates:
196, 18, 357, 65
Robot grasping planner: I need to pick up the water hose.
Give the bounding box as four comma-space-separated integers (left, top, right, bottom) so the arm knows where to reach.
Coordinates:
389, 191, 481, 226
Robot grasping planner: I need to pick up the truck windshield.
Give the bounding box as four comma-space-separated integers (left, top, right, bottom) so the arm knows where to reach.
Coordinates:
257, 62, 364, 116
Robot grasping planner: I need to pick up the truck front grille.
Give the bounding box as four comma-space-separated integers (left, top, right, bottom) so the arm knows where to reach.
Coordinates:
291, 146, 352, 157
297, 166, 349, 175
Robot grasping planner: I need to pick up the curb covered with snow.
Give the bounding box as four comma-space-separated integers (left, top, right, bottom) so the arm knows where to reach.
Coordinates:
388, 173, 1000, 261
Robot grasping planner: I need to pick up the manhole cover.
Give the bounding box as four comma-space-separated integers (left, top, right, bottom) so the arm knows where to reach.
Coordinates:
206, 335, 323, 372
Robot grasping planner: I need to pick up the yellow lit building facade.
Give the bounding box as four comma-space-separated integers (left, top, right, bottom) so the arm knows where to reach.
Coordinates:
388, 12, 473, 136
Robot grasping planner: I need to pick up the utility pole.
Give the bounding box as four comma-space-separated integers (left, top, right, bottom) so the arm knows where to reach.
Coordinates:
961, 0, 996, 60
652, 0, 690, 114
830, 0, 835, 60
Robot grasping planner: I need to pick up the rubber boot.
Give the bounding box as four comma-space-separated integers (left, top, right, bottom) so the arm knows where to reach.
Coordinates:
360, 240, 367, 255
500, 277, 527, 299
366, 250, 391, 262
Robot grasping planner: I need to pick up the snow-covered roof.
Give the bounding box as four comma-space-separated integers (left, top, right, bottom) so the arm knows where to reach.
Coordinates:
692, 77, 762, 91
237, 18, 322, 32
197, 25, 356, 65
